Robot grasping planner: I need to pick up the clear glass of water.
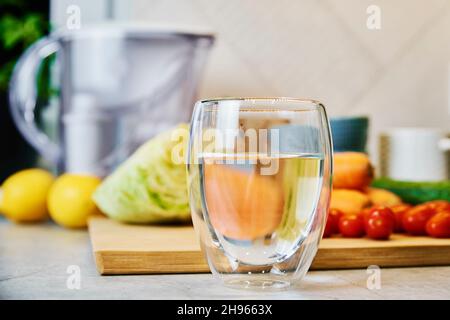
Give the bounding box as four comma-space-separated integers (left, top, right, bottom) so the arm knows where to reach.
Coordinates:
187, 98, 333, 290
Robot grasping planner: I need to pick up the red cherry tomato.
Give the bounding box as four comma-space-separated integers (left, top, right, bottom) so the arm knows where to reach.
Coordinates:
363, 206, 395, 240
329, 208, 343, 234
359, 207, 373, 220
365, 216, 393, 240
402, 204, 436, 235
426, 211, 450, 238
424, 200, 450, 213
364, 206, 395, 225
339, 215, 365, 238
323, 215, 334, 238
323, 209, 344, 238
390, 204, 413, 233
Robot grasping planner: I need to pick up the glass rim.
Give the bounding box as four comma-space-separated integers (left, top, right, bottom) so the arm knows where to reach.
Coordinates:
197, 97, 324, 111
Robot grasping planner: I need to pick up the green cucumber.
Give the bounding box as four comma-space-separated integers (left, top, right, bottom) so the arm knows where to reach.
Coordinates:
372, 178, 450, 205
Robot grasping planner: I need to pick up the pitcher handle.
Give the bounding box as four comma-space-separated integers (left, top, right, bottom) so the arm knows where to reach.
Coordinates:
9, 36, 61, 165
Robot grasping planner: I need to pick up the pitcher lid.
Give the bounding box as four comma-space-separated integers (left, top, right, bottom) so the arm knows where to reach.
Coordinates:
53, 22, 215, 42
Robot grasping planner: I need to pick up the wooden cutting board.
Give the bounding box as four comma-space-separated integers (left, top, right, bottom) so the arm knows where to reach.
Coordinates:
89, 216, 450, 275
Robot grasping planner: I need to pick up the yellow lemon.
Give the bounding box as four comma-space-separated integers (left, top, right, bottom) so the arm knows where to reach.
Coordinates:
1, 169, 54, 223
48, 174, 102, 228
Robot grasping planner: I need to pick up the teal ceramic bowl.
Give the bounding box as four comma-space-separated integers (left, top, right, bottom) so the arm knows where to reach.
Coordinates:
330, 116, 369, 153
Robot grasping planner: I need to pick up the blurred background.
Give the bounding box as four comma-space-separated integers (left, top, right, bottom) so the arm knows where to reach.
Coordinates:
2, 0, 450, 181
0, 1, 49, 181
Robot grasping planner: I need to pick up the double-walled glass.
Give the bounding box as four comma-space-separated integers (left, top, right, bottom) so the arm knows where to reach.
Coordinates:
187, 98, 333, 289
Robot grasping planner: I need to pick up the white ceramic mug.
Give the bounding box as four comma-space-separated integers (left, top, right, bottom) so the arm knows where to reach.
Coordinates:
379, 128, 450, 181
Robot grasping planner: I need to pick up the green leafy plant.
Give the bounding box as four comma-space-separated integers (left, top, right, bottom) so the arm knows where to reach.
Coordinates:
0, 1, 49, 182
0, 1, 49, 91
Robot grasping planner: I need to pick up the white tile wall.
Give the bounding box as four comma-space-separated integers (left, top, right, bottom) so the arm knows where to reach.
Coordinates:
56, 0, 450, 166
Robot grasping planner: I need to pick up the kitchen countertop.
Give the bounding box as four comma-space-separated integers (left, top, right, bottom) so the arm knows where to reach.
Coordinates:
0, 217, 449, 300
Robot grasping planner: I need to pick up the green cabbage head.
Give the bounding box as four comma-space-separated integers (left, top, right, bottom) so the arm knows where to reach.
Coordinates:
93, 124, 190, 224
